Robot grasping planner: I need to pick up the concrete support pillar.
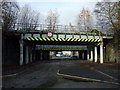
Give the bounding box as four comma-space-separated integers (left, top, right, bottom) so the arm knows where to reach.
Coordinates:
20, 34, 24, 66
87, 49, 89, 61
103, 46, 106, 61
72, 51, 75, 56
30, 47, 32, 63
33, 45, 36, 61
42, 51, 50, 60
82, 52, 84, 60
25, 46, 29, 64
90, 47, 93, 61
100, 43, 103, 64
78, 51, 82, 59
94, 46, 97, 63
40, 50, 42, 60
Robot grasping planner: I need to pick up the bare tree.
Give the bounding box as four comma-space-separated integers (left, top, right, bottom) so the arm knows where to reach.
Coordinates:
2, 0, 19, 31
46, 9, 59, 32
94, 1, 120, 63
18, 4, 40, 31
77, 8, 93, 32
113, 1, 120, 35
94, 1, 119, 34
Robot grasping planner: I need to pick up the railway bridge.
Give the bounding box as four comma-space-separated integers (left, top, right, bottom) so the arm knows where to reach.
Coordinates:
10, 24, 113, 65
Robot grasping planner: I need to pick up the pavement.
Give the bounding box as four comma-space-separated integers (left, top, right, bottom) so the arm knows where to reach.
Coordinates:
2, 60, 120, 88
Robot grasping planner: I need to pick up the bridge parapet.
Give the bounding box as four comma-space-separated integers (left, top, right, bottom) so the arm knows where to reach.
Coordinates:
12, 23, 84, 32
11, 23, 102, 34
10, 23, 112, 43
11, 23, 112, 36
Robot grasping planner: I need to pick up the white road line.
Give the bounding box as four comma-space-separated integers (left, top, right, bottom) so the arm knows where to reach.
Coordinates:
90, 67, 118, 81
2, 69, 27, 78
1, 73, 18, 78
57, 70, 120, 85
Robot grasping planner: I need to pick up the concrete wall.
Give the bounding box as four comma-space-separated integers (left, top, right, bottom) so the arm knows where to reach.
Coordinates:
106, 43, 115, 62
42, 51, 50, 60
2, 34, 20, 66
106, 37, 120, 63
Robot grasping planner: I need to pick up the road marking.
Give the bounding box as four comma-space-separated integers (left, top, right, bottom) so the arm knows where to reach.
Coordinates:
57, 70, 120, 85
2, 69, 29, 78
77, 64, 118, 81
90, 67, 119, 81
2, 73, 18, 78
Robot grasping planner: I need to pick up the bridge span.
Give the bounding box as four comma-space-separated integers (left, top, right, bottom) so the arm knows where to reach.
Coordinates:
9, 24, 113, 65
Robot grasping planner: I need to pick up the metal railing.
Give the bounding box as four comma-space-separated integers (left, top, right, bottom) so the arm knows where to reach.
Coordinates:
10, 23, 94, 33
10, 23, 113, 38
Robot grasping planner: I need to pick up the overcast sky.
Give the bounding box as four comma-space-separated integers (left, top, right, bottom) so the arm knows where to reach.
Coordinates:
17, 0, 99, 25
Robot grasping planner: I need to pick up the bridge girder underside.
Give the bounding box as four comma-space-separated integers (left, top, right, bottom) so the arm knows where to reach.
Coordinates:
23, 38, 112, 51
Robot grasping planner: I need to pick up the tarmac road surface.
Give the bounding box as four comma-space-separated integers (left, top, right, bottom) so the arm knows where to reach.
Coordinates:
2, 60, 120, 88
